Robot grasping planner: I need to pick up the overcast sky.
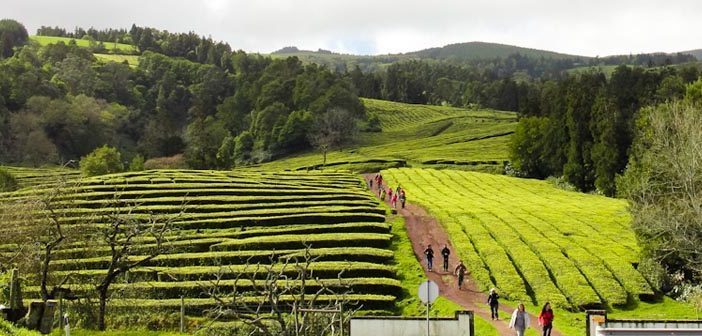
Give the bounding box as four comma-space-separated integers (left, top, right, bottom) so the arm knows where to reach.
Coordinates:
5, 0, 701, 56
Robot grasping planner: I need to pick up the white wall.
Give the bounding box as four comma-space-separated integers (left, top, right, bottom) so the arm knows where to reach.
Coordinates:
350, 311, 473, 336
587, 310, 702, 336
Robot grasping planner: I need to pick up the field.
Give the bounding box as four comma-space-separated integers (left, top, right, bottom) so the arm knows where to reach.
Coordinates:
382, 168, 699, 334
252, 98, 517, 172
94, 54, 140, 67
0, 170, 401, 320
30, 36, 138, 54
0, 166, 81, 188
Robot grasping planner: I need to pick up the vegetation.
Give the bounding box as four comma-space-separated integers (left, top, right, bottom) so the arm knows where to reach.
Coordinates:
382, 168, 651, 309
252, 98, 516, 172
0, 167, 18, 191
30, 36, 137, 54
0, 19, 29, 59
0, 170, 399, 330
619, 100, 702, 292
80, 145, 124, 176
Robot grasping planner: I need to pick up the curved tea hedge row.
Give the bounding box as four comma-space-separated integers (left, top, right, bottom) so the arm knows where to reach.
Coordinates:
0, 169, 399, 313
382, 168, 652, 310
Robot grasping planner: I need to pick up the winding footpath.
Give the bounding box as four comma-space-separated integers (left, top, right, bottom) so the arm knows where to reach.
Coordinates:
364, 175, 562, 336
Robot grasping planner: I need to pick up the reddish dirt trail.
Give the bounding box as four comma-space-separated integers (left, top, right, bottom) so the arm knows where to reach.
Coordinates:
365, 175, 562, 336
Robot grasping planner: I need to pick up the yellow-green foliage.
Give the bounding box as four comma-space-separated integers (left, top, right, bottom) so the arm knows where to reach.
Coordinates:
30, 35, 137, 53
0, 169, 398, 314
382, 168, 652, 310
252, 99, 517, 172
94, 53, 140, 67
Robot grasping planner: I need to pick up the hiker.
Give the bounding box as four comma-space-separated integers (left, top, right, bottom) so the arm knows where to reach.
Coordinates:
509, 303, 531, 336
424, 245, 434, 271
487, 288, 500, 320
454, 260, 467, 289
369, 178, 373, 189
380, 188, 387, 201
391, 191, 398, 208
396, 185, 401, 194
400, 189, 406, 208
387, 188, 393, 204
538, 302, 554, 336
441, 245, 450, 272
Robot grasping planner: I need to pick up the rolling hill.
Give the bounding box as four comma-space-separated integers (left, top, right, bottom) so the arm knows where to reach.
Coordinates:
403, 41, 583, 61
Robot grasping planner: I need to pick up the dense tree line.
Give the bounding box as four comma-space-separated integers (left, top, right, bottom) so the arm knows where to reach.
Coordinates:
0, 21, 365, 170
510, 65, 699, 195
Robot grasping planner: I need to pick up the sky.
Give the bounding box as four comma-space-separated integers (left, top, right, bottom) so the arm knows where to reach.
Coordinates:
4, 0, 701, 56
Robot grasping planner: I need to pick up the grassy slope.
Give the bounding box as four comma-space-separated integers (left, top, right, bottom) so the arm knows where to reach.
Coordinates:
30, 36, 137, 53
381, 168, 698, 335
250, 98, 516, 173
94, 54, 140, 67
406, 41, 582, 61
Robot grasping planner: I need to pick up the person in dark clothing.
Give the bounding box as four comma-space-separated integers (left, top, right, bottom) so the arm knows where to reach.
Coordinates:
488, 288, 500, 320
455, 260, 467, 289
538, 302, 554, 336
441, 245, 450, 272
400, 189, 406, 208
424, 245, 434, 271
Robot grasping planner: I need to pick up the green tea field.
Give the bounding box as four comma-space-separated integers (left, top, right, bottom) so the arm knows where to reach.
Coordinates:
252, 98, 517, 172
0, 170, 400, 316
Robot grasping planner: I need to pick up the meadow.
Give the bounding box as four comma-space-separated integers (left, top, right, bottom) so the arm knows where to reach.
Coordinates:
30, 36, 138, 54
251, 98, 516, 172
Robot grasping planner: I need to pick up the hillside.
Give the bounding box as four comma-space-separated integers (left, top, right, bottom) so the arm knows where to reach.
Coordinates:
29, 35, 138, 54
683, 49, 702, 60
251, 98, 517, 172
0, 170, 399, 316
404, 41, 583, 61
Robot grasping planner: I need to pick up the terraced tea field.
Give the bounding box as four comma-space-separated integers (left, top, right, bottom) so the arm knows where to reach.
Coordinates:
252, 99, 517, 172
30, 36, 138, 53
0, 166, 80, 188
0, 170, 400, 315
382, 168, 652, 310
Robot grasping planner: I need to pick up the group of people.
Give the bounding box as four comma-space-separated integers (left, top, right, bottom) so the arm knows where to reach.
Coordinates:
423, 244, 468, 289
370, 173, 406, 209
509, 302, 554, 336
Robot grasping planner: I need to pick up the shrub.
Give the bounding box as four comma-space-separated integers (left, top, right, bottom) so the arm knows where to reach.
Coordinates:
143, 154, 188, 169
129, 154, 145, 171
0, 168, 18, 191
80, 145, 124, 177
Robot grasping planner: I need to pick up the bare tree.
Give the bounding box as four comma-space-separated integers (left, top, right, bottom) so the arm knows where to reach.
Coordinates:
308, 108, 358, 167
202, 246, 360, 336
87, 196, 184, 330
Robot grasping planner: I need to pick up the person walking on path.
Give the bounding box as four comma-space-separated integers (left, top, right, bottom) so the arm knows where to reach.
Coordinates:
424, 245, 435, 271
380, 188, 386, 201
538, 302, 554, 336
400, 189, 406, 209
487, 288, 500, 320
387, 188, 393, 204
391, 191, 398, 208
441, 245, 451, 272
454, 260, 467, 289
509, 303, 531, 336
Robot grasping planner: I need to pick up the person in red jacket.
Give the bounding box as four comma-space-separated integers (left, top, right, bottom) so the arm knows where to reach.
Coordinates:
538, 302, 554, 336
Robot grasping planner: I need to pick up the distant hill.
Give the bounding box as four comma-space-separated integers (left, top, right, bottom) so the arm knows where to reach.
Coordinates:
402, 41, 585, 61
682, 49, 702, 60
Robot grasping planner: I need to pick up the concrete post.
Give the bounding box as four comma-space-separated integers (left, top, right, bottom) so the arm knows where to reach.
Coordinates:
9, 268, 23, 310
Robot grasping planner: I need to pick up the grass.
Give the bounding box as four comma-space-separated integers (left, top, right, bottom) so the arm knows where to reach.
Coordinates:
250, 98, 516, 173
30, 36, 138, 54
94, 53, 140, 67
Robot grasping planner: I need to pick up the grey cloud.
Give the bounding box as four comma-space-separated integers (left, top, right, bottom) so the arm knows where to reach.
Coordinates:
4, 0, 702, 56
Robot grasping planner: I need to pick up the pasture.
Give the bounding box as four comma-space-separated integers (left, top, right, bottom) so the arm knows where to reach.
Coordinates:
30, 36, 138, 54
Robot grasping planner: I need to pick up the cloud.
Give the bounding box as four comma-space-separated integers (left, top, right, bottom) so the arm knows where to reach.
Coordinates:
4, 0, 702, 56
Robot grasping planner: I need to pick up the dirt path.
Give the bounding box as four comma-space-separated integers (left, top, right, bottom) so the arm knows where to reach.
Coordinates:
365, 175, 562, 336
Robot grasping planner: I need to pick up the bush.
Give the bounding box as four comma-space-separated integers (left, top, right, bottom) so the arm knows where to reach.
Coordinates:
0, 168, 18, 191
143, 154, 188, 169
80, 145, 124, 177
129, 154, 145, 171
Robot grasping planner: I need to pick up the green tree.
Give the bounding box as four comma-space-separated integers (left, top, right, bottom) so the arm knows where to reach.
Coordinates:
0, 168, 18, 192
129, 154, 145, 171
509, 117, 551, 178
619, 101, 702, 285
184, 116, 227, 169
0, 19, 29, 58
80, 145, 124, 176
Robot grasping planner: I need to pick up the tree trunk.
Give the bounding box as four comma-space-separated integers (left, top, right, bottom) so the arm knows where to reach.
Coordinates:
98, 286, 108, 330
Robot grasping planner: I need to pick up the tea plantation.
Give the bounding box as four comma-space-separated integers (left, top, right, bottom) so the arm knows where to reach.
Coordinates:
251, 98, 517, 172
382, 168, 652, 310
0, 170, 400, 315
